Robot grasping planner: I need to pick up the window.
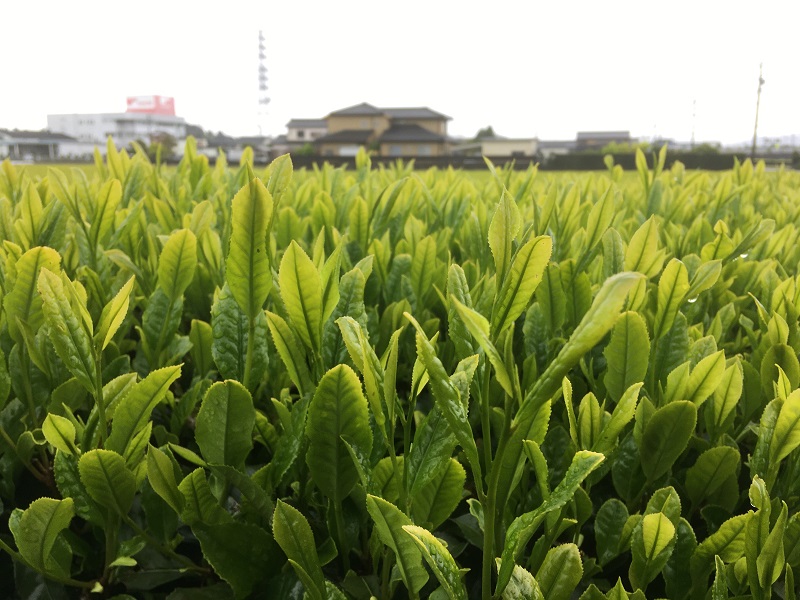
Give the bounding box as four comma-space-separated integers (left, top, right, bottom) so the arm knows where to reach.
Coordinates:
297, 130, 305, 139
389, 145, 402, 156
418, 145, 432, 156
360, 119, 368, 129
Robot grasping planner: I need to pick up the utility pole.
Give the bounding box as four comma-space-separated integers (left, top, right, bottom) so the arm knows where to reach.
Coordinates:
751, 63, 765, 160
257, 30, 270, 135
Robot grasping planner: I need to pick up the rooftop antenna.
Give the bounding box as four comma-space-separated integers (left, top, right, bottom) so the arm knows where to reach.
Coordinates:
257, 30, 270, 135
751, 63, 764, 160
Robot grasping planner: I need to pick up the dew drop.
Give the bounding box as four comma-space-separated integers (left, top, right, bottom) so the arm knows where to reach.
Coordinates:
687, 297, 698, 304
740, 253, 749, 259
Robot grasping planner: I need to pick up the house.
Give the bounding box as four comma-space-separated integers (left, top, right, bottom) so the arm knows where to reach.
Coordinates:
452, 135, 539, 158
575, 131, 632, 151
286, 119, 327, 146
538, 140, 578, 159
0, 129, 93, 161
313, 102, 450, 157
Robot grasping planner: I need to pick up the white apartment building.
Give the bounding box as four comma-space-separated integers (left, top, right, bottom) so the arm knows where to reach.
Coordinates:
47, 112, 186, 149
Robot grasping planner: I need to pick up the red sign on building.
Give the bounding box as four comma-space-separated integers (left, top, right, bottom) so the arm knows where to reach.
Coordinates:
125, 96, 176, 116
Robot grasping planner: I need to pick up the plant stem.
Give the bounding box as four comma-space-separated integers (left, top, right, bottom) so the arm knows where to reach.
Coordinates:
402, 389, 418, 514
483, 422, 513, 600
243, 317, 256, 388
333, 500, 350, 572
94, 359, 108, 443
481, 366, 492, 474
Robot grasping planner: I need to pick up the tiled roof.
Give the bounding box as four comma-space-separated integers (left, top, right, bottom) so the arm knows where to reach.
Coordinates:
378, 124, 446, 143
383, 107, 450, 120
314, 129, 373, 144
287, 119, 327, 128
328, 103, 383, 117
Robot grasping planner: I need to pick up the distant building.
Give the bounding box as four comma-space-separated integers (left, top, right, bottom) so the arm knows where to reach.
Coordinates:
576, 131, 632, 151
0, 129, 93, 161
538, 140, 578, 158
48, 96, 186, 150
286, 119, 327, 145
452, 135, 539, 158
312, 102, 451, 157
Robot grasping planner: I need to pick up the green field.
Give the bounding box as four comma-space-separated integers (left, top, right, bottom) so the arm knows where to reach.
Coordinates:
1, 146, 800, 599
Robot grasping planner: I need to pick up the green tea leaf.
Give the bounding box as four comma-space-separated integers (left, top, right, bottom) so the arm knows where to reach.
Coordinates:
536, 543, 582, 600
158, 229, 197, 301
403, 524, 467, 600
42, 413, 78, 456
147, 445, 184, 515
179, 468, 231, 526
195, 522, 277, 600
494, 558, 544, 600
686, 446, 740, 506
305, 364, 372, 502
38, 268, 95, 393
366, 495, 429, 595
640, 400, 696, 481
279, 241, 323, 355
603, 312, 650, 404
95, 275, 135, 352
653, 258, 690, 341
272, 499, 326, 600
195, 381, 255, 469
492, 235, 552, 336
498, 451, 604, 595
226, 177, 273, 319
14, 497, 74, 578
106, 365, 181, 455
489, 191, 522, 284
79, 449, 136, 515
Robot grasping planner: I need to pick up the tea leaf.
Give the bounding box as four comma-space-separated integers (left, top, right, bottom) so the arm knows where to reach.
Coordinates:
403, 525, 467, 600
195, 381, 255, 469
13, 497, 74, 578
305, 365, 372, 502
366, 495, 429, 595
280, 241, 323, 355
226, 177, 273, 319
79, 449, 136, 515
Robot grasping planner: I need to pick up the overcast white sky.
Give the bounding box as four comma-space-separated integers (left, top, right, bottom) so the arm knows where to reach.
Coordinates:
2, 0, 798, 145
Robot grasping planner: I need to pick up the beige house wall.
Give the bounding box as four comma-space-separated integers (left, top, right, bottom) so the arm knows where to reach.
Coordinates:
327, 115, 390, 135
481, 139, 538, 156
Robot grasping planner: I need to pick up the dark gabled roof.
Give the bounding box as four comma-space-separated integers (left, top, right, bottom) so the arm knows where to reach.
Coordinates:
328, 103, 383, 117
286, 118, 327, 129
0, 129, 77, 141
314, 129, 373, 144
576, 131, 631, 140
378, 124, 446, 143
271, 134, 288, 145
384, 107, 451, 120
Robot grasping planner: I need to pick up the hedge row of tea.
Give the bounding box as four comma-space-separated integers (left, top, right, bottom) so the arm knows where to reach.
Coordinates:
1, 141, 800, 599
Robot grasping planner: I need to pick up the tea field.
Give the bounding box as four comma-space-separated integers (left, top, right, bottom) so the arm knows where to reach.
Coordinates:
1, 140, 800, 599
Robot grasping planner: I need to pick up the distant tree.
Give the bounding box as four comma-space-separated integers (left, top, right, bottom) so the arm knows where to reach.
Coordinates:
295, 143, 315, 156
600, 141, 651, 154
692, 142, 720, 154
474, 126, 496, 140
148, 132, 178, 161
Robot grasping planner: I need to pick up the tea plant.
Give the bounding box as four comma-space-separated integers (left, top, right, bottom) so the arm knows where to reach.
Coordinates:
0, 142, 799, 599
